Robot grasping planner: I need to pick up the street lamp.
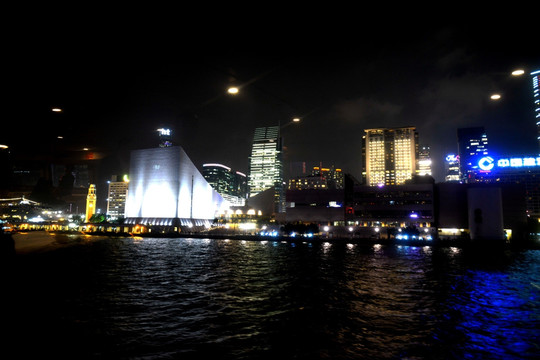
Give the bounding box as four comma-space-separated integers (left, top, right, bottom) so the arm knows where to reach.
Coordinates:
280, 117, 301, 130
489, 68, 526, 101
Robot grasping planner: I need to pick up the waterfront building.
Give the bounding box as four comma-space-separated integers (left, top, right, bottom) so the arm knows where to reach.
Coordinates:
470, 154, 540, 219
436, 182, 526, 241
286, 188, 345, 223
124, 146, 226, 231
444, 154, 461, 182
457, 127, 489, 183
362, 127, 419, 186
106, 175, 129, 219
202, 163, 247, 206
417, 145, 432, 176
352, 183, 435, 229
85, 184, 96, 223
248, 126, 284, 213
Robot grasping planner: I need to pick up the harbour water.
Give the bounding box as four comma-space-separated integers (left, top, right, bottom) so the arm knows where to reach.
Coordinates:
4, 236, 540, 359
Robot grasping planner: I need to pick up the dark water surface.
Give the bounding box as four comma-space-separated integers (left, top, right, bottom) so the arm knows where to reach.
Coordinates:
5, 237, 540, 359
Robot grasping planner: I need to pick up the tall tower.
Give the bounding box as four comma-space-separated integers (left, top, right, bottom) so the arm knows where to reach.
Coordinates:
457, 127, 489, 183
248, 126, 284, 212
531, 70, 540, 151
85, 184, 97, 223
363, 127, 418, 186
417, 145, 432, 176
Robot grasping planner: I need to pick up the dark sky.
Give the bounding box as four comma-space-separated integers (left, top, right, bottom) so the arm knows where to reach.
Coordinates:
4, 20, 539, 184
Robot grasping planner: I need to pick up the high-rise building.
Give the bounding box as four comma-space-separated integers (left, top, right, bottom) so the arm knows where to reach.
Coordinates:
457, 127, 489, 183
444, 154, 461, 182
248, 126, 284, 212
362, 127, 419, 186
417, 145, 432, 176
202, 163, 247, 206
106, 175, 129, 219
203, 163, 233, 195
531, 70, 540, 150
85, 184, 96, 222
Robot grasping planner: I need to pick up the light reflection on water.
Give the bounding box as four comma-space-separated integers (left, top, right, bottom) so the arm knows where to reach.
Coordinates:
5, 237, 540, 359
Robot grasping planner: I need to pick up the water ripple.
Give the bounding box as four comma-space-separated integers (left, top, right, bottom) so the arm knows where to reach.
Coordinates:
5, 238, 540, 359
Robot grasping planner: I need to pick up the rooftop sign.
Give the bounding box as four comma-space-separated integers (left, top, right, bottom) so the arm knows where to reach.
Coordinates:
478, 156, 540, 171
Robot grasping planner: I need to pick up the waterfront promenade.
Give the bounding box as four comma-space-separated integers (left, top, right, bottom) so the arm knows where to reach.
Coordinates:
4, 229, 539, 255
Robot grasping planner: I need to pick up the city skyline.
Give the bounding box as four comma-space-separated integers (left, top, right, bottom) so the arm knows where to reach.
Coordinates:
4, 24, 538, 185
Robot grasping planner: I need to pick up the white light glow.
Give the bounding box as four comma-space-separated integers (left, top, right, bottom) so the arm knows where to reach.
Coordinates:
125, 147, 226, 221
239, 223, 256, 230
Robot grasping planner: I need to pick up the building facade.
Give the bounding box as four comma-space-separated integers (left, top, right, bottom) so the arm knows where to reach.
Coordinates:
363, 127, 419, 186
469, 154, 540, 219
532, 70, 540, 149
202, 163, 247, 206
457, 127, 489, 183
248, 126, 284, 212
444, 154, 461, 182
124, 146, 226, 229
417, 145, 432, 176
106, 175, 129, 219
288, 165, 344, 190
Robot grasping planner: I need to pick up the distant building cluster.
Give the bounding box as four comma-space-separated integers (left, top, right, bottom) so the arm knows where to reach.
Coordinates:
289, 166, 344, 190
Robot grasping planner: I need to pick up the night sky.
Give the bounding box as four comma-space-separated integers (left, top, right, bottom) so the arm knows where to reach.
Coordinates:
4, 20, 539, 185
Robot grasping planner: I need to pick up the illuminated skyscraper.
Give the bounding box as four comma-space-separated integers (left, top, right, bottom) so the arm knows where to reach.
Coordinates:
417, 145, 432, 176
248, 126, 284, 212
85, 184, 96, 222
362, 127, 418, 186
531, 70, 540, 150
457, 127, 489, 183
106, 175, 129, 219
444, 154, 460, 182
202, 163, 247, 206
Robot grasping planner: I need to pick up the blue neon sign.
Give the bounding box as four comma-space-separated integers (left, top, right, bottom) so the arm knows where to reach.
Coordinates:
478, 156, 540, 170
478, 156, 494, 171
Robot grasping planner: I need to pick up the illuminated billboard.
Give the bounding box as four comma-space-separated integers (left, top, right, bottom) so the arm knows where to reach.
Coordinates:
477, 155, 540, 171
125, 146, 226, 222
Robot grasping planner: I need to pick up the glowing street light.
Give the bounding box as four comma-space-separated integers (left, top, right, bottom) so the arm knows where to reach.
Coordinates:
490, 68, 527, 101
292, 117, 300, 122
51, 108, 62, 112
227, 87, 239, 95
